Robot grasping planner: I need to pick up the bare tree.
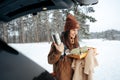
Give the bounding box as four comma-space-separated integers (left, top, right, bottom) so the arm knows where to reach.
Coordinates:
3, 23, 8, 42
20, 17, 25, 43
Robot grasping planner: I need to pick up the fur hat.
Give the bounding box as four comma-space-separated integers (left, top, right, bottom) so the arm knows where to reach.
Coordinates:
64, 14, 80, 31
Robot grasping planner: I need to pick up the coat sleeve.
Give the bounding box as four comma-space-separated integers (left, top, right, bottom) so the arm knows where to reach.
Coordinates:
48, 43, 62, 64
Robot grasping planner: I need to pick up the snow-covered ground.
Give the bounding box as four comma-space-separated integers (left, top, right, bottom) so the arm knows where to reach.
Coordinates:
9, 39, 120, 80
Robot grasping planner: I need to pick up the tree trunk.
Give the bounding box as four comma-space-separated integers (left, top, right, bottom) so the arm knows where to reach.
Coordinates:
3, 23, 8, 43
20, 18, 25, 43
34, 15, 39, 42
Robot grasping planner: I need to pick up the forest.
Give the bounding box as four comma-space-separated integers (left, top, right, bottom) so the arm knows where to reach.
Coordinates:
90, 29, 120, 40
0, 6, 96, 43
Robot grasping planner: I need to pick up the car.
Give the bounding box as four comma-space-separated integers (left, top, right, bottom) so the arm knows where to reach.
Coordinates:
0, 0, 98, 80
0, 39, 54, 80
0, 0, 98, 22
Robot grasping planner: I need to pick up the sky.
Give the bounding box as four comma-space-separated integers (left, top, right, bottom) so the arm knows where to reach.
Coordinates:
88, 0, 120, 32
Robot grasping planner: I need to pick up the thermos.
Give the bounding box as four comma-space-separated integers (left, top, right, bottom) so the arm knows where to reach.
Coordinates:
51, 32, 61, 45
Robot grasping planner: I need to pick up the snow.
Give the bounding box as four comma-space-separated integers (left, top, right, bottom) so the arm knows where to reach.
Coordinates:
9, 39, 120, 80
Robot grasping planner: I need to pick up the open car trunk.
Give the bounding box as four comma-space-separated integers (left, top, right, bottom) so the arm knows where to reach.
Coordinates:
0, 0, 98, 22
0, 0, 73, 22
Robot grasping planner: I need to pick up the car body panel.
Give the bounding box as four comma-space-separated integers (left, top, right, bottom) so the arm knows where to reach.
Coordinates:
0, 0, 73, 22
0, 39, 54, 80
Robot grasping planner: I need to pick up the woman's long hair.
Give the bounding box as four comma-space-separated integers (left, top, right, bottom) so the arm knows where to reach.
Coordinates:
61, 31, 79, 50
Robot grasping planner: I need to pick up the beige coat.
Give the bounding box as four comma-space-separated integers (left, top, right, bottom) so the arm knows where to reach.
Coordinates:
71, 48, 98, 80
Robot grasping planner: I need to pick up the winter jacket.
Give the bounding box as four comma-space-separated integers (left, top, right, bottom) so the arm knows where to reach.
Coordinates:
48, 43, 73, 80
71, 48, 99, 80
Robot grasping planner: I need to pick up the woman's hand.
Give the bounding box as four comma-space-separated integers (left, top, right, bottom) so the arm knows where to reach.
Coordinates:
54, 42, 64, 53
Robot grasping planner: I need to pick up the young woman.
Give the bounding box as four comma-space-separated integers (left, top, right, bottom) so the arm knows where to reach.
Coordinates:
48, 13, 80, 80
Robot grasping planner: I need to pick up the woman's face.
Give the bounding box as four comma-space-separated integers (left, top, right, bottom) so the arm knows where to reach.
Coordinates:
69, 29, 78, 39
69, 28, 78, 44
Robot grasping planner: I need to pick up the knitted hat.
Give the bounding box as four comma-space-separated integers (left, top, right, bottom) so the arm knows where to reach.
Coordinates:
64, 14, 80, 31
